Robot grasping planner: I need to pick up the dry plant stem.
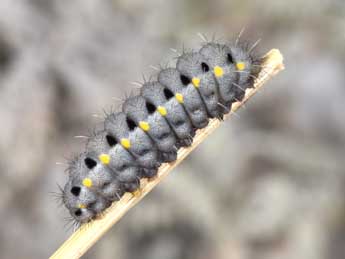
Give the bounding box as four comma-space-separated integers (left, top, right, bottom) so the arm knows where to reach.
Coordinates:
50, 49, 284, 259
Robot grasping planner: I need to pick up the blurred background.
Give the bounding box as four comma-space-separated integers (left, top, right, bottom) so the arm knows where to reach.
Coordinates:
0, 0, 345, 258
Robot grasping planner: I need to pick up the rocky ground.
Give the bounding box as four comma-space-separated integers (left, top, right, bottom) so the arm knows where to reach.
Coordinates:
0, 0, 344, 258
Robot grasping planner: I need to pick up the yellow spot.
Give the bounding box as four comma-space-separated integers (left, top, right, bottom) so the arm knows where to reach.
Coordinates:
214, 66, 224, 77
121, 138, 131, 149
192, 77, 200, 88
78, 204, 86, 209
175, 93, 184, 103
157, 106, 167, 116
99, 154, 110, 165
139, 121, 150, 132
82, 178, 93, 188
236, 62, 246, 71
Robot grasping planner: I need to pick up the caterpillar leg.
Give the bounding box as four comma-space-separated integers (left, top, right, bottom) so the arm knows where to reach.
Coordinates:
141, 168, 158, 178
123, 180, 140, 193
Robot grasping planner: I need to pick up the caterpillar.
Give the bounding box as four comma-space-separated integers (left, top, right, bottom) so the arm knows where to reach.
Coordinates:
60, 37, 262, 225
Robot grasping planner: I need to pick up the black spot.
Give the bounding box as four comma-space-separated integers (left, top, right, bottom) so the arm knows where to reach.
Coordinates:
119, 164, 128, 171
106, 134, 117, 147
201, 62, 209, 72
146, 102, 156, 114
84, 157, 97, 169
75, 209, 82, 216
140, 148, 150, 156
227, 53, 234, 63
163, 88, 174, 100
71, 186, 81, 196
158, 132, 170, 140
0, 36, 15, 73
206, 91, 215, 98
180, 75, 191, 86
102, 182, 110, 188
175, 120, 184, 126
126, 117, 136, 131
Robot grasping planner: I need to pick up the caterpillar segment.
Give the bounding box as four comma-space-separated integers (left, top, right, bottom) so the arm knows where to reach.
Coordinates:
176, 51, 222, 119
122, 95, 178, 162
104, 112, 161, 176
158, 68, 210, 129
140, 81, 195, 148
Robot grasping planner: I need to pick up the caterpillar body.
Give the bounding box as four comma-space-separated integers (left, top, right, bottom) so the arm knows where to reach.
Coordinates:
61, 39, 262, 225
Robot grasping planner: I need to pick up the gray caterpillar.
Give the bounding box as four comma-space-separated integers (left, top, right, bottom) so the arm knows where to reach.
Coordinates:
60, 38, 261, 226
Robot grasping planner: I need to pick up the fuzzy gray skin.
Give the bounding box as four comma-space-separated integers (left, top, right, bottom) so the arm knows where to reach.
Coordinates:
158, 68, 209, 129
85, 130, 142, 183
104, 112, 161, 173
63, 179, 111, 224
62, 152, 125, 223
140, 81, 195, 147
228, 45, 251, 101
199, 43, 237, 110
70, 152, 115, 191
61, 38, 261, 224
229, 45, 252, 86
122, 95, 177, 162
176, 52, 222, 119
228, 44, 261, 101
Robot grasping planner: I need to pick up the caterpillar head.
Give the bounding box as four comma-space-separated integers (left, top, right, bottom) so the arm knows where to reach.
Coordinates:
62, 180, 98, 223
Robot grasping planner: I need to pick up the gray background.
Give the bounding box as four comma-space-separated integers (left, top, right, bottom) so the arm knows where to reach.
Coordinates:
0, 0, 344, 258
